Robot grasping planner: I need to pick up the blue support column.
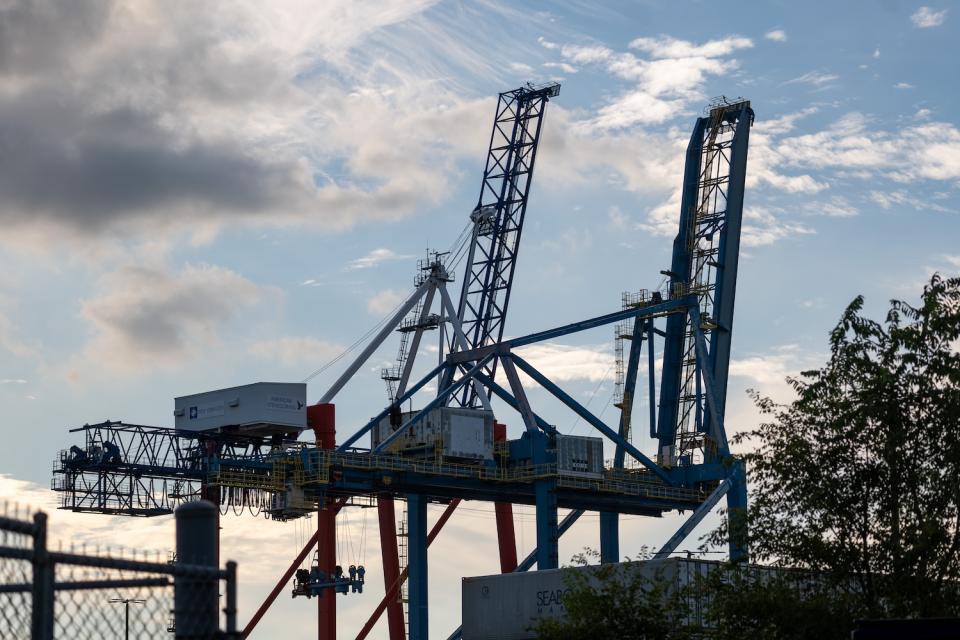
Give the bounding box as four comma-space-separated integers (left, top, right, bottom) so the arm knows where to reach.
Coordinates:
408, 494, 429, 640
600, 317, 647, 563
531, 431, 559, 570
599, 512, 619, 564
726, 460, 749, 563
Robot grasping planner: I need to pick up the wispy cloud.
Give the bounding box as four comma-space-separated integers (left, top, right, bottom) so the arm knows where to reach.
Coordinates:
894, 82, 914, 89
248, 337, 343, 367
785, 71, 839, 87
911, 6, 947, 28
764, 29, 787, 42
542, 61, 577, 74
367, 289, 407, 315
0, 379, 27, 384
345, 248, 412, 271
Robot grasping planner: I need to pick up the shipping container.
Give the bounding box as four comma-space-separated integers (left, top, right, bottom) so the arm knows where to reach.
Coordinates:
372, 407, 494, 461
554, 434, 604, 478
462, 558, 792, 639
461, 558, 721, 640
174, 382, 306, 437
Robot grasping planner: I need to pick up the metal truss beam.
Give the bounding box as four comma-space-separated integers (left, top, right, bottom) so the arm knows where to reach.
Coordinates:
509, 354, 673, 485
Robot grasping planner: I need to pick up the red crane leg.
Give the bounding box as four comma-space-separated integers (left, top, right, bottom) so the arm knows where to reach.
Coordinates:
241, 496, 347, 639
355, 499, 461, 640
493, 422, 518, 572
378, 497, 406, 640
310, 404, 337, 640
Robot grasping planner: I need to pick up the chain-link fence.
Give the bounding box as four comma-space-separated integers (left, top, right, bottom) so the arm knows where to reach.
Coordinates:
0, 502, 237, 639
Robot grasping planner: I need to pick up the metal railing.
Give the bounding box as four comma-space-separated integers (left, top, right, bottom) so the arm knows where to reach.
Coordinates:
0, 502, 238, 639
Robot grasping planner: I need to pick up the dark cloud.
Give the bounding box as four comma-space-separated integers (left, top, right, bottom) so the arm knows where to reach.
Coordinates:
0, 0, 111, 77
0, 0, 313, 237
0, 90, 304, 231
78, 264, 267, 368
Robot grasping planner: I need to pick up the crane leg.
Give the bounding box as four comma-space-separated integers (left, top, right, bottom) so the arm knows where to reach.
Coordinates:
493, 423, 517, 573
378, 497, 407, 640
310, 404, 338, 640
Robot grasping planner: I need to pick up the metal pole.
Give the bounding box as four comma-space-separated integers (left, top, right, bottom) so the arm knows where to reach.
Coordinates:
174, 501, 219, 639
31, 512, 53, 640
109, 598, 145, 640
225, 561, 238, 635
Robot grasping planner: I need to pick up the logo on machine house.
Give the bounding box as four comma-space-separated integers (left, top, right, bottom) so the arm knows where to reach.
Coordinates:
267, 395, 304, 412
188, 402, 225, 420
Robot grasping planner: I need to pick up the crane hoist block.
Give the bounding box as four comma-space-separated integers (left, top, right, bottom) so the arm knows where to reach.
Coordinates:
173, 382, 307, 437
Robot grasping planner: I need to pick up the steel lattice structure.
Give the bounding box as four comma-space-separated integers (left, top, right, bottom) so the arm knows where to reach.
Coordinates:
50, 94, 755, 640
449, 82, 560, 407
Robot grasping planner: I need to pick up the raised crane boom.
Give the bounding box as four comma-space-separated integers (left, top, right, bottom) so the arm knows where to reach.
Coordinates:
656, 98, 753, 466
449, 82, 560, 407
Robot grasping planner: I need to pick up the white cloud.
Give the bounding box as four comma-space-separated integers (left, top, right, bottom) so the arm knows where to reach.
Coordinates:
894, 82, 914, 89
870, 190, 911, 209
367, 288, 407, 315
764, 29, 787, 42
542, 62, 577, 74
780, 115, 960, 182
548, 35, 752, 130
873, 48, 881, 58
537, 36, 559, 50
248, 337, 343, 367
516, 342, 613, 384
628, 35, 753, 59
346, 248, 412, 271
74, 264, 268, 373
742, 207, 815, 247
559, 43, 613, 64
818, 196, 859, 218
0, 378, 27, 384
785, 71, 839, 87
508, 62, 534, 74
911, 6, 947, 28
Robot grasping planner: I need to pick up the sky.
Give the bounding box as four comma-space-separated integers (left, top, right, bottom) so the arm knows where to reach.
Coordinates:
1, 0, 958, 638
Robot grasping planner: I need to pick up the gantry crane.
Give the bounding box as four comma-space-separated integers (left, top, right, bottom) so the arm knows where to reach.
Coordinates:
51, 95, 754, 640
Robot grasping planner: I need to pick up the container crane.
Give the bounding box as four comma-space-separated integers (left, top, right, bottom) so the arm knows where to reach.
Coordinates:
51, 95, 755, 640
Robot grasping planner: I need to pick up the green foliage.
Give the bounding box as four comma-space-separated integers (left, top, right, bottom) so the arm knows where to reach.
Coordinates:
707, 273, 960, 617
531, 550, 694, 640
701, 567, 861, 639
536, 275, 960, 639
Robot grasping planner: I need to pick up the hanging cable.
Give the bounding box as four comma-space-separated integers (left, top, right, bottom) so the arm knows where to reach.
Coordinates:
567, 361, 614, 433
301, 292, 411, 384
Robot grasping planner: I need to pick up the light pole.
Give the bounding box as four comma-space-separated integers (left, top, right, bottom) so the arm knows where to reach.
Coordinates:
108, 597, 145, 640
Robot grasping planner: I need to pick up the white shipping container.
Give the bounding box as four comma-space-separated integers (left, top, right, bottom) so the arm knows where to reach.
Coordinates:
174, 382, 306, 436
555, 434, 604, 478
373, 407, 494, 461
462, 559, 707, 639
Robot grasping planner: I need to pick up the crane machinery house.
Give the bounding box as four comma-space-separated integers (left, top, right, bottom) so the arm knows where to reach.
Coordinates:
173, 382, 307, 438
373, 407, 495, 462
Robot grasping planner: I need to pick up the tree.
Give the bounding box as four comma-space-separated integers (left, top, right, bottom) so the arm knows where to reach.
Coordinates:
709, 273, 960, 619
535, 275, 960, 640
531, 550, 694, 640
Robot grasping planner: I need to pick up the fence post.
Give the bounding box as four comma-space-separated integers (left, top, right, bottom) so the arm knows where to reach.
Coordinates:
224, 560, 237, 636
174, 500, 219, 639
31, 512, 54, 640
